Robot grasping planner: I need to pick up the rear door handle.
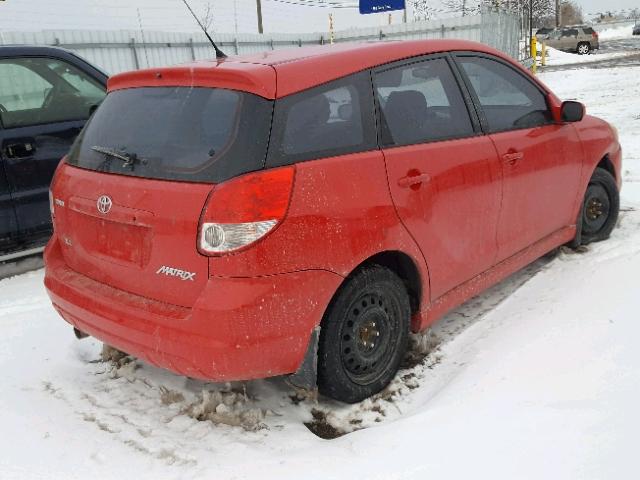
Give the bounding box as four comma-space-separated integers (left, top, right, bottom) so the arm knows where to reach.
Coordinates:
398, 172, 431, 189
502, 152, 524, 165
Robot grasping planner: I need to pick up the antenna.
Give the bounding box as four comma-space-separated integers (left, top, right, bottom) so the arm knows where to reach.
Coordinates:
179, 0, 227, 59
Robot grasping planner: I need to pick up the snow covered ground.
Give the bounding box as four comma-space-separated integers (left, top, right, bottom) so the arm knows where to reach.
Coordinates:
1, 64, 640, 480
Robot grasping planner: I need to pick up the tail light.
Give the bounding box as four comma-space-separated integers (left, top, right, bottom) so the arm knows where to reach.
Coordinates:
592, 32, 598, 39
198, 166, 295, 255
49, 156, 67, 222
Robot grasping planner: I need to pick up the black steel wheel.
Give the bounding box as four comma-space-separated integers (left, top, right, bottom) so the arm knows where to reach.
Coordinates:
317, 265, 410, 403
581, 168, 619, 244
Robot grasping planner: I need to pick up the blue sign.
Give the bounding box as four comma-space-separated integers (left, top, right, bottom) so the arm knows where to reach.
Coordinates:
359, 0, 405, 15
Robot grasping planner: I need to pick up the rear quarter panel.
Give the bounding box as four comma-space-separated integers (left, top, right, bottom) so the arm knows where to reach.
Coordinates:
208, 150, 430, 313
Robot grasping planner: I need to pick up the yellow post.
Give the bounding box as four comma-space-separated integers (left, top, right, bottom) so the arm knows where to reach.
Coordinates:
329, 13, 334, 45
530, 36, 537, 74
541, 41, 546, 67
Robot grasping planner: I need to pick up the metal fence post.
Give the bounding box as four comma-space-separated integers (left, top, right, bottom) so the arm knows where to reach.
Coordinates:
129, 38, 140, 70
189, 38, 196, 61
234, 38, 239, 55
440, 24, 445, 38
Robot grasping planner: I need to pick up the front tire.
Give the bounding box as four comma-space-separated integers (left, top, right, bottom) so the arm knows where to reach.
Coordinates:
580, 168, 619, 245
317, 265, 410, 403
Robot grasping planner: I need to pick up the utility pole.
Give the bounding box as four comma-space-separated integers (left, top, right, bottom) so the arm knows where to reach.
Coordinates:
256, 0, 264, 34
234, 0, 238, 34
529, 0, 533, 39
556, 0, 560, 26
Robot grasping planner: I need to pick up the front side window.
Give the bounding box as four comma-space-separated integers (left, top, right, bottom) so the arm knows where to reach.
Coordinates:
374, 57, 474, 147
457, 56, 552, 133
267, 71, 376, 166
0, 57, 105, 129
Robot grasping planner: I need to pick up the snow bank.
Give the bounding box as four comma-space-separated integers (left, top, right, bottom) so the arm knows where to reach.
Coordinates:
597, 23, 636, 40
538, 45, 627, 66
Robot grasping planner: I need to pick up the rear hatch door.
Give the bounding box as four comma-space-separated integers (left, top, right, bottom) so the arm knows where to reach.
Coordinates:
53, 85, 273, 308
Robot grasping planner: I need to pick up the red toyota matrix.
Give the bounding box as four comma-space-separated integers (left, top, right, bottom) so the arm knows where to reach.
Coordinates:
45, 40, 621, 403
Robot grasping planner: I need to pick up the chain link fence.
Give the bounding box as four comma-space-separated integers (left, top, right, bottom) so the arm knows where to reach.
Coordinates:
0, 9, 520, 75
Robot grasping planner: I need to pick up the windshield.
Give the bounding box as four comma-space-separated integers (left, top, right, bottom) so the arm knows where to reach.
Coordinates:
67, 86, 273, 183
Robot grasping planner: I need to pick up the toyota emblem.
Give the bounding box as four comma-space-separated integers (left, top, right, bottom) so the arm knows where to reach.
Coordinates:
97, 195, 113, 214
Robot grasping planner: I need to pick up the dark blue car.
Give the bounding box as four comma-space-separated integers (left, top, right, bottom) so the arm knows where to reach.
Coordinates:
0, 46, 107, 261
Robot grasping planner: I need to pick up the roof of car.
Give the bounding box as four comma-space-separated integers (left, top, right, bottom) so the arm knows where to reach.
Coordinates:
0, 45, 109, 80
108, 39, 514, 99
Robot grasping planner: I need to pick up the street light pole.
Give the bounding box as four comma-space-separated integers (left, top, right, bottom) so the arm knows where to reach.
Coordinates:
256, 0, 264, 34
530, 0, 533, 40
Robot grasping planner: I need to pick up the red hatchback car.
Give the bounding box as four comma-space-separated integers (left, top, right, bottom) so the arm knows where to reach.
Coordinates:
44, 40, 621, 403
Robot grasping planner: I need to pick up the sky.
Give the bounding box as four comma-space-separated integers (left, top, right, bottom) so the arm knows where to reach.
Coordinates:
0, 0, 636, 35
0, 0, 410, 34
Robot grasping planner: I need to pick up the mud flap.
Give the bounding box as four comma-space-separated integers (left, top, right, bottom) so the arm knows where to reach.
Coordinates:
287, 326, 320, 391
568, 205, 583, 248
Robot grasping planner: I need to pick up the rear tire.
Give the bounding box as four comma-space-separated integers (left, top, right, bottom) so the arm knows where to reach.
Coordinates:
577, 42, 591, 55
580, 168, 619, 245
317, 265, 410, 404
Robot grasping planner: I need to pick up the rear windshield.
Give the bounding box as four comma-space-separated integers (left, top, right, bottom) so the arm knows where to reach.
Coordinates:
67, 87, 273, 183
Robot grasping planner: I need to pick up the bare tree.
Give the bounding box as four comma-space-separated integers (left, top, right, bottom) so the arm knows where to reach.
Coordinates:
494, 0, 554, 28
441, 0, 481, 17
408, 0, 437, 21
200, 1, 216, 32
560, 0, 583, 25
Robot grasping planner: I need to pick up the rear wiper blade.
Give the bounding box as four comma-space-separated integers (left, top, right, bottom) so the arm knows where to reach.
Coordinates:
91, 146, 146, 168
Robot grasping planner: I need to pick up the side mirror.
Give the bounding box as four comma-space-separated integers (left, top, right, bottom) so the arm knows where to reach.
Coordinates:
561, 101, 585, 122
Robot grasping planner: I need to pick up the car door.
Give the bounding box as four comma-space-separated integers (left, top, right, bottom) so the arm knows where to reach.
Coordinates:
0, 154, 18, 253
0, 56, 106, 240
375, 55, 503, 300
454, 54, 583, 263
563, 28, 579, 51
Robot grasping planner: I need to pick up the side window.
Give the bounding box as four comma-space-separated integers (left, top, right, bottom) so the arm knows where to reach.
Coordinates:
267, 71, 376, 166
457, 56, 551, 133
374, 57, 474, 147
0, 57, 105, 129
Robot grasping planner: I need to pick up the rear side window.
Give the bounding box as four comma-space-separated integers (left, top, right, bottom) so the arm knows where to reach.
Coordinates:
67, 87, 273, 183
583, 27, 595, 34
374, 57, 474, 147
457, 56, 551, 133
267, 71, 376, 167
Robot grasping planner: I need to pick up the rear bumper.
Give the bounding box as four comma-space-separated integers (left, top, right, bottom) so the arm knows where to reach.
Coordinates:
44, 235, 342, 381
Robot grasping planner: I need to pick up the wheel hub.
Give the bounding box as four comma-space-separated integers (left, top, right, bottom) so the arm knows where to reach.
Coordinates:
357, 318, 381, 352
586, 197, 604, 220
583, 182, 611, 235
